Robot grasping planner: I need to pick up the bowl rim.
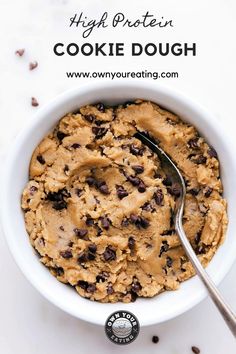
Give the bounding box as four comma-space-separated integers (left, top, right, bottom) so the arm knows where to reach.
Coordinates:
1, 80, 236, 326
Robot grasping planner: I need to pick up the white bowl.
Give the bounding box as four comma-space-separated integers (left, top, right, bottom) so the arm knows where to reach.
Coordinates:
1, 81, 236, 326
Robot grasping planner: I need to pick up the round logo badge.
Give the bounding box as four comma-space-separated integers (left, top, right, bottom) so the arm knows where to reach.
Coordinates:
105, 310, 140, 345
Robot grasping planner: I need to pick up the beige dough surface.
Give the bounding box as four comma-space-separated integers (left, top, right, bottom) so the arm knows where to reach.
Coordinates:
22, 100, 227, 302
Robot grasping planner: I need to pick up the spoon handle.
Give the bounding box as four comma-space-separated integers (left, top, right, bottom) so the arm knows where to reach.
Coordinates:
176, 217, 236, 337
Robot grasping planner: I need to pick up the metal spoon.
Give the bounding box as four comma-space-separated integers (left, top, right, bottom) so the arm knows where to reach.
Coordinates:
135, 131, 236, 337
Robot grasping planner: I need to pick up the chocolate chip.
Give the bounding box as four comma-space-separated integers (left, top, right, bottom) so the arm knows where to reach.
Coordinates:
86, 216, 94, 226
188, 137, 199, 149
86, 176, 96, 186
29, 186, 38, 193
48, 191, 63, 201
130, 291, 138, 302
87, 283, 96, 293
152, 336, 159, 344
99, 184, 110, 194
78, 280, 96, 293
129, 144, 144, 156
132, 165, 144, 174
159, 241, 169, 257
88, 243, 97, 253
142, 202, 155, 212
153, 189, 164, 205
166, 256, 173, 267
163, 176, 172, 186
71, 143, 81, 149
37, 155, 45, 164
100, 216, 110, 230
128, 236, 135, 250
75, 188, 83, 197
127, 175, 140, 186
87, 252, 96, 261
131, 282, 142, 293
204, 187, 213, 198
52, 200, 67, 210
84, 114, 95, 123
57, 131, 67, 142
103, 246, 116, 261
138, 181, 146, 193
208, 147, 218, 158
31, 97, 39, 107
96, 102, 105, 112
168, 182, 181, 197
29, 61, 38, 70
191, 346, 200, 354
116, 185, 128, 199
74, 228, 88, 239
96, 180, 104, 188
78, 280, 88, 290
96, 274, 106, 283
92, 126, 108, 139
194, 155, 207, 164
15, 48, 25, 56
55, 267, 64, 276
140, 217, 150, 229
78, 252, 87, 263
107, 284, 114, 294
68, 241, 74, 247
48, 189, 70, 211
59, 226, 64, 231
189, 188, 200, 196
99, 183, 110, 195
130, 214, 150, 229
95, 119, 105, 126
47, 188, 70, 202
60, 249, 73, 259
130, 214, 139, 223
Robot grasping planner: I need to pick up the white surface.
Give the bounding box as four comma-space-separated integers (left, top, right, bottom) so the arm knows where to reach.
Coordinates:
0, 0, 236, 352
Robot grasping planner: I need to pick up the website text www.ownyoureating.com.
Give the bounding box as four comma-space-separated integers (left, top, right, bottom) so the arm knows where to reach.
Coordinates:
66, 70, 179, 80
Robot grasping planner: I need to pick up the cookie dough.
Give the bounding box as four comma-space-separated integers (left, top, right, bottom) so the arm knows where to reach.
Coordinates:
22, 100, 227, 303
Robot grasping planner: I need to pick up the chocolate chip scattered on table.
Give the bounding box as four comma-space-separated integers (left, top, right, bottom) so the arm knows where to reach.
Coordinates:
152, 335, 159, 343
29, 61, 38, 70
191, 346, 200, 354
21, 100, 227, 302
31, 97, 39, 107
15, 48, 25, 56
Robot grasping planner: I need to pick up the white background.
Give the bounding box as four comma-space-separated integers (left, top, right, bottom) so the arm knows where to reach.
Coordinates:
0, 0, 236, 353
